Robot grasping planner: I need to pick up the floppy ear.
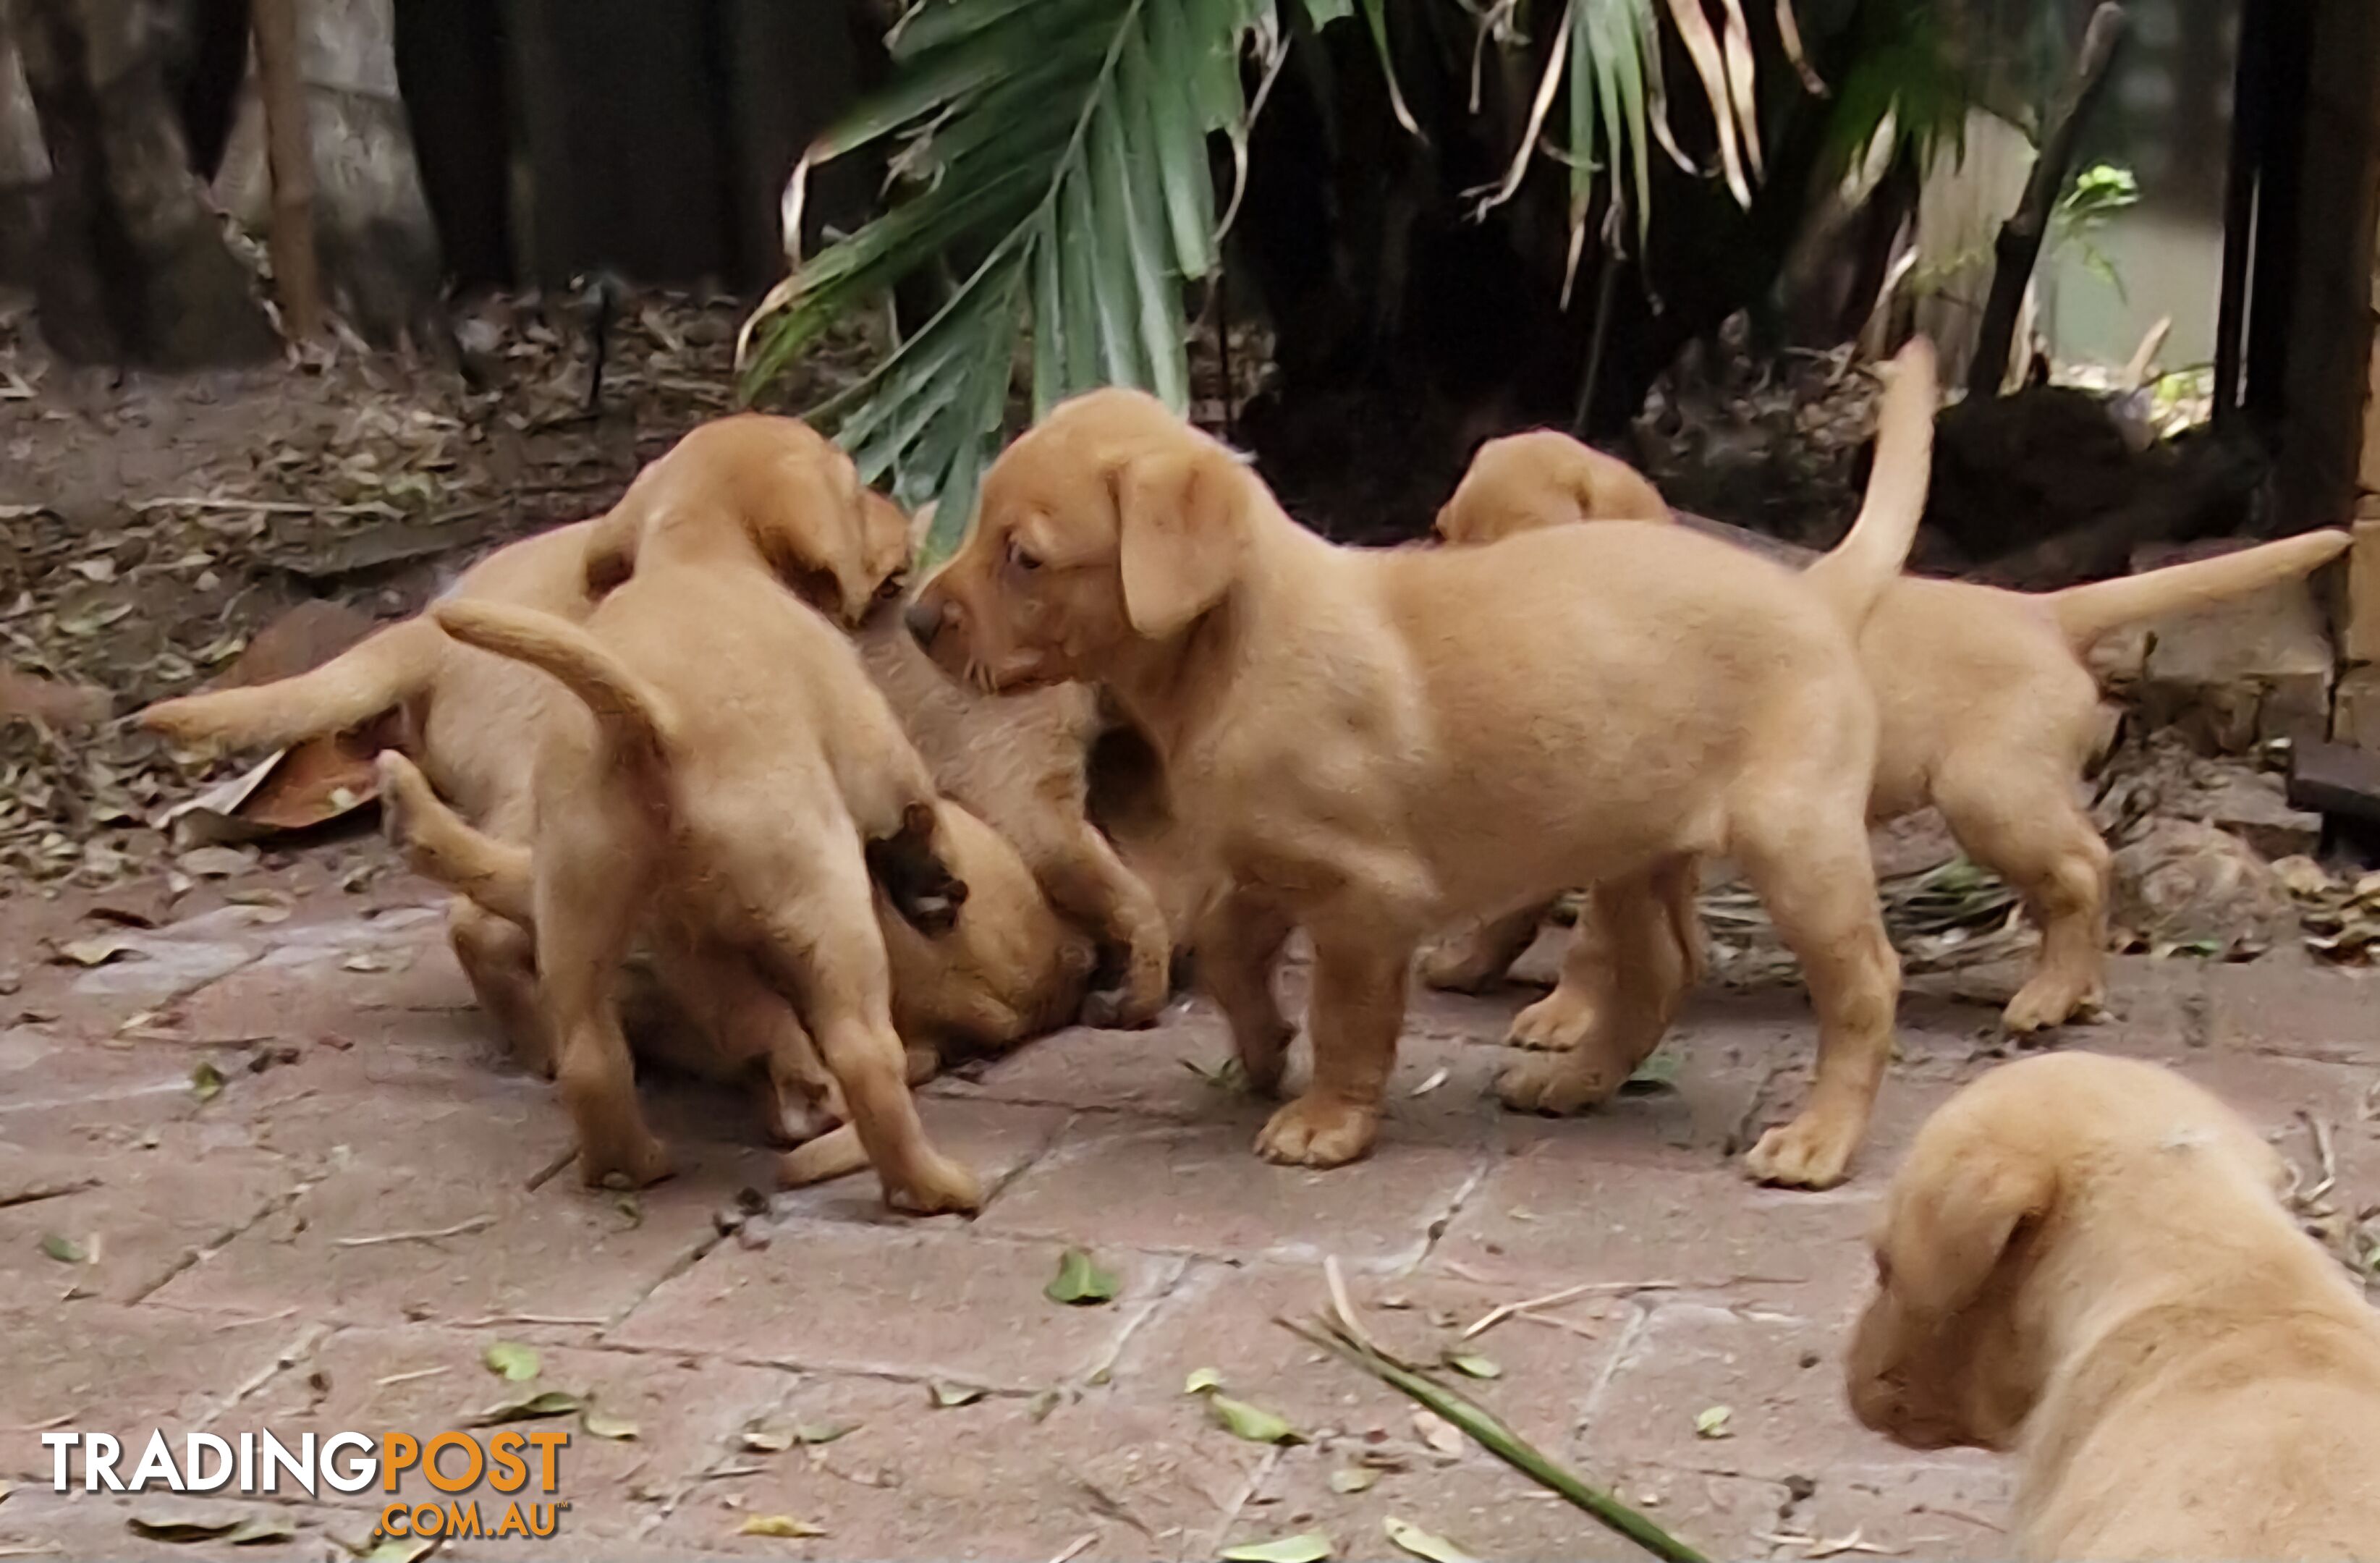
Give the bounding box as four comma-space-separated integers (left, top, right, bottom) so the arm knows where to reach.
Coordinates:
1887, 1145, 2054, 1319
1112, 442, 1247, 640
583, 495, 643, 596
748, 457, 880, 625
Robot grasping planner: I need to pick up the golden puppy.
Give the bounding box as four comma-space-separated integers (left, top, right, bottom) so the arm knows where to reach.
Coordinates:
904, 341, 1938, 1187
1848, 1051, 2380, 1559
140, 415, 918, 1075
428, 423, 980, 1211
1431, 426, 2353, 1033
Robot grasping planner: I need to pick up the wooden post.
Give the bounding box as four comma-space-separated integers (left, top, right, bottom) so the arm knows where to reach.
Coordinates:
250, 0, 322, 339
1967, 2, 2128, 399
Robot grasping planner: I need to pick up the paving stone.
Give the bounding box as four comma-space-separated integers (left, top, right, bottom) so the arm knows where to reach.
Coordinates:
768, 1097, 1072, 1227
978, 1116, 1483, 1268
1428, 1149, 1880, 1314
0, 1140, 292, 1307
149, 1087, 750, 1328
240, 1324, 791, 1535
0, 1302, 305, 1481
648, 1375, 1253, 1562
1577, 1296, 1876, 1480
1233, 1447, 1790, 1563
611, 1221, 1182, 1390
161, 954, 483, 1058
1109, 1260, 1618, 1456
2204, 955, 2379, 1062
0, 1489, 350, 1562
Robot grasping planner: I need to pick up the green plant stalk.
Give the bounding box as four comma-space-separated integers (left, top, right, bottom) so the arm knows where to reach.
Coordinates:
1279, 1316, 1710, 1563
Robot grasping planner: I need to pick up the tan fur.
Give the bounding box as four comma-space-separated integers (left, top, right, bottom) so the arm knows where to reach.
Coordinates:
428, 429, 979, 1211
1431, 420, 2353, 1034
1847, 1052, 2380, 1559
907, 340, 1938, 1187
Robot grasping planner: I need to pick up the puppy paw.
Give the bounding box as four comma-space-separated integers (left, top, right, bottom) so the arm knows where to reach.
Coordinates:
866, 808, 971, 936
1505, 988, 1596, 1051
883, 1152, 983, 1216
1494, 1053, 1622, 1115
1741, 1113, 1856, 1189
1418, 936, 1512, 994
578, 1133, 674, 1190
1255, 1096, 1379, 1168
1999, 973, 2104, 1036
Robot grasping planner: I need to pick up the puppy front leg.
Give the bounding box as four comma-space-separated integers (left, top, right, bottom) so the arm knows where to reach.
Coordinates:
1418, 900, 1550, 993
1936, 766, 2111, 1035
1028, 820, 1173, 1028
1257, 931, 1408, 1169
1195, 884, 1295, 1096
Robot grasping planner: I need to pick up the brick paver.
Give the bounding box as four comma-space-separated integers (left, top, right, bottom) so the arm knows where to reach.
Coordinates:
0, 866, 2372, 1561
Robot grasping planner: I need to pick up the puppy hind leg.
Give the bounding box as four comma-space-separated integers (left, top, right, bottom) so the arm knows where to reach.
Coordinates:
1732, 810, 1897, 1190
1498, 861, 1698, 1114
1256, 928, 1409, 1169
756, 878, 979, 1214
1195, 884, 1296, 1096
661, 942, 844, 1146
1418, 900, 1549, 993
536, 855, 672, 1188
447, 897, 552, 1075
1935, 761, 2109, 1035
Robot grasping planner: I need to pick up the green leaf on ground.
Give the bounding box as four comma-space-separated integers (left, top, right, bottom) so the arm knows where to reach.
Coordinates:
1207, 1392, 1303, 1445
1693, 1405, 1733, 1439
1221, 1532, 1334, 1563
469, 1390, 583, 1426
1045, 1246, 1120, 1305
794, 1422, 857, 1445
582, 1408, 639, 1441
483, 1342, 540, 1381
190, 1059, 226, 1102
1443, 1352, 1502, 1380
1621, 1049, 1682, 1093
39, 1232, 86, 1263
1329, 1467, 1379, 1494
127, 1512, 246, 1543
738, 1515, 828, 1538
1384, 1517, 1478, 1563
930, 1381, 985, 1408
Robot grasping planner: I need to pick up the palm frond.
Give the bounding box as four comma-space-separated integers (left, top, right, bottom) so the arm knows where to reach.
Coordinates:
740, 0, 1271, 556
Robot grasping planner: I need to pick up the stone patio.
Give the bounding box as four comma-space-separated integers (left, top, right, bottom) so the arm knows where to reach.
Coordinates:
0, 866, 2372, 1562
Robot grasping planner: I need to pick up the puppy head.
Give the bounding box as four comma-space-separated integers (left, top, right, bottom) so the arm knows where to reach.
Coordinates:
1845, 1053, 2285, 1452
1432, 431, 1669, 546
583, 415, 903, 625
907, 389, 1251, 690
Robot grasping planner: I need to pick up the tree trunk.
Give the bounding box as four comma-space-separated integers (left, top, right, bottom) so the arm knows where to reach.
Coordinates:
0, 10, 51, 289
247, 0, 320, 337
14, 0, 276, 365
213, 0, 443, 346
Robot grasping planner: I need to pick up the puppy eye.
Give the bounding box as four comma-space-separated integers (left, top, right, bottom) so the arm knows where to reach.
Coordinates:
1007, 539, 1043, 572
878, 571, 909, 601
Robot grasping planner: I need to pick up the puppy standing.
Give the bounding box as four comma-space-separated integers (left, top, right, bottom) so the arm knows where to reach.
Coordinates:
1849, 1052, 2380, 1559
428, 424, 980, 1212
906, 342, 1937, 1187
1431, 425, 2354, 1033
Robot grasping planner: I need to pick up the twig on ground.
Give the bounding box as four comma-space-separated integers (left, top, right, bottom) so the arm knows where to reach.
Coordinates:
1461, 1280, 1680, 1339
331, 1214, 494, 1248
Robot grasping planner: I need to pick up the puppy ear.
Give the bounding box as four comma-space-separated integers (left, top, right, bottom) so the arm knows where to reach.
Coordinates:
1113, 442, 1247, 639
908, 500, 938, 553
583, 499, 641, 596
1886, 1145, 2054, 1318
748, 456, 881, 626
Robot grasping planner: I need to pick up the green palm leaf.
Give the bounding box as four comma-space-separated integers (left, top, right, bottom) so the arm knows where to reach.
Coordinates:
740, 0, 1271, 558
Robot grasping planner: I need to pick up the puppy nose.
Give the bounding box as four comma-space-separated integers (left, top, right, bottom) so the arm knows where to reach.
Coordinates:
904, 597, 944, 649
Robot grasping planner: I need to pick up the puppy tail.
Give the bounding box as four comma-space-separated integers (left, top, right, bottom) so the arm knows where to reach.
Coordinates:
137, 617, 439, 752
779, 1124, 871, 1188
2041, 530, 2355, 648
375, 751, 538, 927
1802, 336, 1938, 629
429, 600, 677, 763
